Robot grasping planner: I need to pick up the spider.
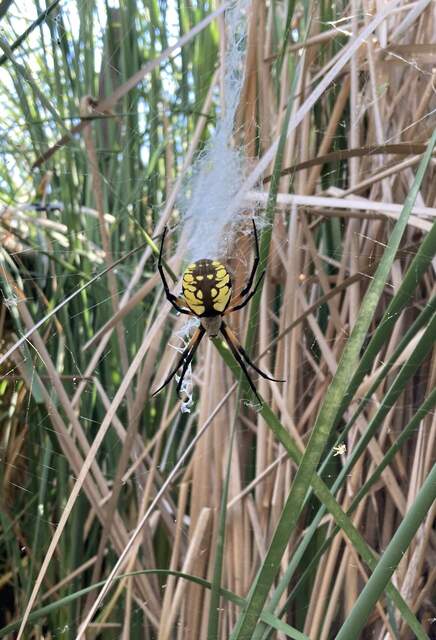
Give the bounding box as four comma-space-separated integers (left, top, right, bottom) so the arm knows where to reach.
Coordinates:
152, 220, 281, 404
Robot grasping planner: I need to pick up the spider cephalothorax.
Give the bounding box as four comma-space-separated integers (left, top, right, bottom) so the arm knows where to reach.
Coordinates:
153, 220, 282, 403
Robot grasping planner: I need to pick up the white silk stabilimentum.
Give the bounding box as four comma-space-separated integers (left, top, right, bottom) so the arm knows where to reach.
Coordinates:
175, 0, 253, 411
179, 0, 253, 264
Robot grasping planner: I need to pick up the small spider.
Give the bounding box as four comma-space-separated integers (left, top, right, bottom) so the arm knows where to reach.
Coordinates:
333, 444, 347, 457
152, 220, 282, 404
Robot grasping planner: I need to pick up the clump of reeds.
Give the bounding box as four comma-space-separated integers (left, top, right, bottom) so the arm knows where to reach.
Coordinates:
0, 1, 435, 639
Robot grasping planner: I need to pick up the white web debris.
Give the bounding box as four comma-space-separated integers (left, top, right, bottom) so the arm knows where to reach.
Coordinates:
171, 317, 199, 413
333, 443, 347, 457
179, 0, 256, 263
171, 0, 259, 413
243, 397, 263, 412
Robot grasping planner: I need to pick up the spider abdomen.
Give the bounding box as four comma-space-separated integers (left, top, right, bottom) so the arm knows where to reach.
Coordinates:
182, 259, 232, 317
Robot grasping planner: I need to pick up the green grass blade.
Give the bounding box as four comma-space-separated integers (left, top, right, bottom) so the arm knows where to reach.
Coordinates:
258, 400, 430, 640
0, 569, 308, 640
207, 22, 308, 638
0, 0, 62, 66
0, 241, 148, 368
326, 309, 436, 509
320, 294, 436, 480
206, 411, 238, 638
213, 340, 429, 640
255, 296, 436, 638
25, 438, 53, 603
261, 388, 436, 640
230, 128, 436, 640
0, 34, 69, 136
244, 32, 305, 358
334, 215, 436, 432
335, 463, 436, 640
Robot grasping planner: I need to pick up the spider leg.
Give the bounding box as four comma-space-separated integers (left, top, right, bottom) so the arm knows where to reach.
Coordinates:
239, 218, 260, 298
157, 226, 191, 315
153, 326, 204, 396
224, 220, 262, 314
221, 321, 284, 383
176, 326, 205, 396
225, 270, 265, 314
220, 322, 262, 404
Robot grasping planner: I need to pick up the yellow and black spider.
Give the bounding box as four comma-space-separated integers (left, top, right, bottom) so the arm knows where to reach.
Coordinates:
153, 220, 281, 404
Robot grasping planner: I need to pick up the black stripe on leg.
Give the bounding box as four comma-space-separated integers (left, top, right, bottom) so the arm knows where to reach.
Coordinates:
223, 322, 284, 383
153, 327, 202, 396
157, 226, 191, 315
220, 322, 262, 405
176, 326, 205, 396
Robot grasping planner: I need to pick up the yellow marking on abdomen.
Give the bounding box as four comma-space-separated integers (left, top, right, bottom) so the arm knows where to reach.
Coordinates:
216, 274, 230, 288
190, 304, 205, 315
183, 284, 197, 293
212, 285, 231, 312
184, 289, 200, 303
183, 288, 205, 315
213, 299, 229, 312
217, 285, 229, 298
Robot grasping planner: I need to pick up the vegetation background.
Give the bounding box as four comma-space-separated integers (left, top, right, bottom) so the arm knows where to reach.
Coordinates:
0, 0, 435, 639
